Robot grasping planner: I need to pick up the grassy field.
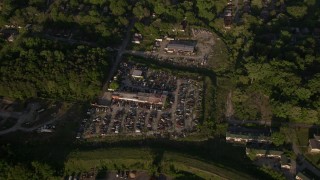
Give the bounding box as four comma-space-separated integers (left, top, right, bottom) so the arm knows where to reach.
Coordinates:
208, 35, 231, 74
65, 147, 254, 180
295, 128, 310, 148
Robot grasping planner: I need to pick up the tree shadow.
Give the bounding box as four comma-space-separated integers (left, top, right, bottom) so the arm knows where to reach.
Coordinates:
151, 148, 165, 173
174, 171, 205, 180
308, 124, 320, 139
95, 166, 108, 180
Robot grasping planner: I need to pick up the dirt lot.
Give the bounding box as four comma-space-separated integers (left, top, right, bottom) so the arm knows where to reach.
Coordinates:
146, 28, 216, 67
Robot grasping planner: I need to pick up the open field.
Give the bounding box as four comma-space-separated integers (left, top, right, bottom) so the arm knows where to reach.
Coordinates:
65, 147, 254, 180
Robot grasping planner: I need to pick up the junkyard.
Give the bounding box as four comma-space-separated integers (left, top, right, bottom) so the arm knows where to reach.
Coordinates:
81, 61, 203, 138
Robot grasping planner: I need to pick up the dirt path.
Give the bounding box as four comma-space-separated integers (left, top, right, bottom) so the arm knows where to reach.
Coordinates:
225, 91, 234, 120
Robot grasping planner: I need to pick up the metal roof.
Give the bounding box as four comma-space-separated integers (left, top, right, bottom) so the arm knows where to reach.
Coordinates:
167, 40, 197, 52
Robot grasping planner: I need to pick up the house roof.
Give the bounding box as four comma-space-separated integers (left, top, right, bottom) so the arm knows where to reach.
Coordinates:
281, 155, 290, 165
167, 40, 197, 52
309, 139, 320, 150
296, 172, 311, 180
131, 69, 143, 77
314, 134, 320, 141
226, 132, 271, 141
246, 148, 283, 156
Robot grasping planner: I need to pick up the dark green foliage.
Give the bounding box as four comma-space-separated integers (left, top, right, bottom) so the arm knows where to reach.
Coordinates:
271, 132, 285, 146
220, 0, 320, 123
0, 160, 56, 180
0, 38, 110, 100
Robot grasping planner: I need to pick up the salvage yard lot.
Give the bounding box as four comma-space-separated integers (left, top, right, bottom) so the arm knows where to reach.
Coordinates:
81, 60, 205, 138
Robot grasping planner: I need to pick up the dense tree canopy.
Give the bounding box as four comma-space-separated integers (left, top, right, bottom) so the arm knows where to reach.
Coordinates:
220, 0, 320, 123
0, 160, 57, 180
0, 38, 111, 100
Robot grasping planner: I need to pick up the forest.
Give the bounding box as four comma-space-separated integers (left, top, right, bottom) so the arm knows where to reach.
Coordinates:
218, 0, 320, 123
0, 37, 111, 100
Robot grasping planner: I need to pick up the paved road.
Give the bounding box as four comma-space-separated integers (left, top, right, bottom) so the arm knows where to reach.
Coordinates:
102, 19, 136, 93
0, 111, 21, 119
297, 154, 320, 177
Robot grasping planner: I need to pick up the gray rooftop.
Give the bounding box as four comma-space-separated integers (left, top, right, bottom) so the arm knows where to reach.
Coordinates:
167, 40, 197, 52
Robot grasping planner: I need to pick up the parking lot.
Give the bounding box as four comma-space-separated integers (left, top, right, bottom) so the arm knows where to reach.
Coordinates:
81, 61, 203, 138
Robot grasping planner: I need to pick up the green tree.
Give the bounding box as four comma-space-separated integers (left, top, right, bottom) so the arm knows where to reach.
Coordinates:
133, 3, 150, 19
31, 161, 55, 180
109, 0, 128, 16
271, 132, 285, 146
286, 6, 308, 19
196, 0, 216, 21
109, 81, 119, 90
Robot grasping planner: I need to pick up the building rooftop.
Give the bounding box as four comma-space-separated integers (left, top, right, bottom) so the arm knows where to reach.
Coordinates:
167, 40, 197, 52
309, 139, 320, 150
226, 132, 271, 141
246, 147, 283, 156
314, 134, 320, 141
112, 92, 167, 105
296, 172, 311, 180
281, 155, 290, 164
131, 69, 143, 77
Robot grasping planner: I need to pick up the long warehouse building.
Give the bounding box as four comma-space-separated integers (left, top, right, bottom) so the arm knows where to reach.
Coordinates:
112, 92, 167, 106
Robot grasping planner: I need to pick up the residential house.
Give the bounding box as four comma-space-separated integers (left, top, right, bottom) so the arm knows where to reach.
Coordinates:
246, 147, 283, 158
226, 131, 271, 143
309, 138, 320, 153
296, 172, 311, 180
224, 11, 233, 29
280, 155, 291, 169
132, 33, 143, 44
7, 33, 16, 42
131, 69, 143, 78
